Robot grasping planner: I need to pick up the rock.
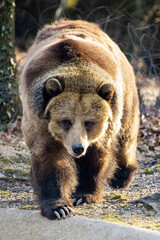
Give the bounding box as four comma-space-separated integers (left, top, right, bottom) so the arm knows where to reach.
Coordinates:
133, 193, 160, 215
0, 208, 160, 240
0, 173, 6, 179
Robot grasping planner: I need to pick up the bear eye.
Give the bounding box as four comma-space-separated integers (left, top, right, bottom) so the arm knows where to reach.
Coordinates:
84, 121, 95, 129
62, 119, 72, 131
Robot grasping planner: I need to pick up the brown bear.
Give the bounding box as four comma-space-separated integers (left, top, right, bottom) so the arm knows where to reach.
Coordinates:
20, 19, 139, 220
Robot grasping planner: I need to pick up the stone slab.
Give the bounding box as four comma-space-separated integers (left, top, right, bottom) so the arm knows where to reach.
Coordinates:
0, 208, 160, 240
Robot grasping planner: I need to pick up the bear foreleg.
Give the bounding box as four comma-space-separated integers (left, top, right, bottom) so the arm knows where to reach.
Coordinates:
31, 155, 77, 219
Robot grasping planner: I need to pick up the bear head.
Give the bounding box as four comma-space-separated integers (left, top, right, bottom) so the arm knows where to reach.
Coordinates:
30, 61, 115, 158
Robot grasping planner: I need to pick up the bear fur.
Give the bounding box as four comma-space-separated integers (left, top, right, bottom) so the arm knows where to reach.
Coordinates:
20, 19, 139, 220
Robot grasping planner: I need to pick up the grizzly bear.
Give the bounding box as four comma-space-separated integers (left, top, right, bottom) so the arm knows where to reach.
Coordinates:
20, 19, 139, 220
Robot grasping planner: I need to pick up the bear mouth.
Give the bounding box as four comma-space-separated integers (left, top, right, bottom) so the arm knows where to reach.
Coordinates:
70, 151, 86, 159
67, 146, 87, 159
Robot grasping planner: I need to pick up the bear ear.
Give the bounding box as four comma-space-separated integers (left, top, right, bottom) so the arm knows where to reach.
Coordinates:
30, 78, 64, 118
97, 83, 115, 101
45, 78, 63, 97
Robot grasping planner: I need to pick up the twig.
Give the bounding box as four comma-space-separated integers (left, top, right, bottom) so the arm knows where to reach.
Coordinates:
54, 0, 67, 20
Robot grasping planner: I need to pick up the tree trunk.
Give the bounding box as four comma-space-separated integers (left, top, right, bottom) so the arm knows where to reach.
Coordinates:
0, 0, 20, 126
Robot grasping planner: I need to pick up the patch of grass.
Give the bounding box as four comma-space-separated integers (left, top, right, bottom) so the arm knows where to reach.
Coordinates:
19, 171, 30, 177
83, 210, 90, 214
0, 175, 8, 180
106, 192, 127, 201
101, 212, 131, 225
0, 190, 11, 195
119, 203, 127, 208
0, 157, 9, 163
19, 205, 33, 210
5, 168, 19, 173
100, 211, 160, 231
144, 164, 160, 175
141, 224, 160, 230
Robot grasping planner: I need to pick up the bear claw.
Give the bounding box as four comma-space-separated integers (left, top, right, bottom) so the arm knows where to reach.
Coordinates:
54, 210, 61, 220
75, 197, 83, 206
63, 206, 70, 215
67, 206, 75, 215
42, 205, 75, 220
59, 209, 66, 219
72, 195, 103, 206
72, 197, 85, 206
72, 197, 86, 206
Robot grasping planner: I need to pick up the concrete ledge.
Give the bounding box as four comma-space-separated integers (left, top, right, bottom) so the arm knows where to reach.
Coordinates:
0, 208, 160, 240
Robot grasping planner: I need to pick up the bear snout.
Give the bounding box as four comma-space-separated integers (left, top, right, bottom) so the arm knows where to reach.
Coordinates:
72, 144, 85, 157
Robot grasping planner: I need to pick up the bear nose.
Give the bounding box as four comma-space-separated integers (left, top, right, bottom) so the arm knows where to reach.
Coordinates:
72, 144, 84, 156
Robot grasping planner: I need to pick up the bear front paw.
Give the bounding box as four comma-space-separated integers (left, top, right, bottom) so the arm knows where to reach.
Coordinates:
41, 205, 75, 220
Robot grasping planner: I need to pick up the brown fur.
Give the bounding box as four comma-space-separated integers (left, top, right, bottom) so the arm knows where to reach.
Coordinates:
20, 19, 139, 220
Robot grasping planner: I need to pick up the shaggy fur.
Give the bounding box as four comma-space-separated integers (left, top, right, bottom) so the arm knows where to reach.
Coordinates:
20, 19, 139, 220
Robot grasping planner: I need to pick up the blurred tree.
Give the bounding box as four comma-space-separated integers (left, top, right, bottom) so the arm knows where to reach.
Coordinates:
0, 0, 20, 126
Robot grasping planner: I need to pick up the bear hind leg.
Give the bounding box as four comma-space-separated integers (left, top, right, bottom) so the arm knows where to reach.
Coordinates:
108, 139, 139, 189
